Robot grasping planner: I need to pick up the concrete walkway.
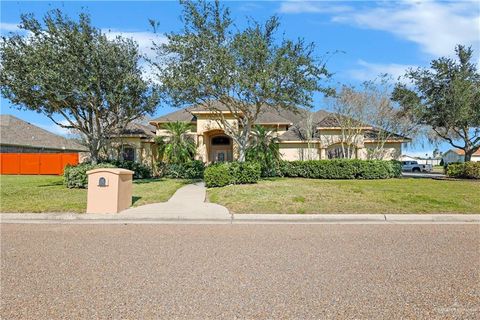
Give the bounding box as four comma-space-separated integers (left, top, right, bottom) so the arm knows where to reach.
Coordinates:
118, 182, 231, 220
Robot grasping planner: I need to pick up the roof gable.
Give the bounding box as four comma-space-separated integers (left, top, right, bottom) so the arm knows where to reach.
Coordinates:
0, 115, 86, 151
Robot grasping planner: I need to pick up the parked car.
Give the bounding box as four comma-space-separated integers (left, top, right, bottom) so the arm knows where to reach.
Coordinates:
401, 161, 433, 173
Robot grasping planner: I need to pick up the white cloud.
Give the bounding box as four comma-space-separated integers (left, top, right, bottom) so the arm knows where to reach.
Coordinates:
103, 29, 168, 82
331, 1, 480, 57
102, 30, 167, 60
278, 1, 351, 14
0, 22, 20, 33
347, 59, 416, 82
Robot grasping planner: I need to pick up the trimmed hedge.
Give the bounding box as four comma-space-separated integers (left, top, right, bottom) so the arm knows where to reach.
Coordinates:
447, 162, 480, 179
64, 163, 116, 188
204, 162, 261, 187
279, 159, 402, 179
103, 160, 152, 179
158, 160, 205, 179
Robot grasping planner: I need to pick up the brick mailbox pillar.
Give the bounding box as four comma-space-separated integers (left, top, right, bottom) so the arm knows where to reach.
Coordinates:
86, 168, 134, 214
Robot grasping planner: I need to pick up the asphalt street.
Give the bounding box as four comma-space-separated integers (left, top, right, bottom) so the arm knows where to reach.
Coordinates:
1, 224, 479, 319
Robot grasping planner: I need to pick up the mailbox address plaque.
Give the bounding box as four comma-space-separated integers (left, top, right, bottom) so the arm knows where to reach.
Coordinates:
98, 177, 108, 187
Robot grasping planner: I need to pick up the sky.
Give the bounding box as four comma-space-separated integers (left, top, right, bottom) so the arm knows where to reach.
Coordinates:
1, 0, 479, 157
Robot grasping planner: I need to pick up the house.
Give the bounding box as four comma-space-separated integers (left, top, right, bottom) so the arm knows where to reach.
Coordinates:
442, 149, 480, 164
148, 103, 409, 163
104, 121, 158, 167
0, 115, 87, 175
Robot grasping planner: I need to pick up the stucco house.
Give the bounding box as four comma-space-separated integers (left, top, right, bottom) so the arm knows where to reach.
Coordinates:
134, 103, 409, 164
104, 121, 158, 167
442, 149, 480, 164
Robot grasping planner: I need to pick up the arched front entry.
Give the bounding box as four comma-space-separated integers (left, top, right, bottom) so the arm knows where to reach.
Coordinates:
207, 133, 233, 163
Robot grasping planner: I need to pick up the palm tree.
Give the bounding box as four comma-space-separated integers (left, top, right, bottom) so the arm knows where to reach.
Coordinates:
156, 121, 196, 164
246, 125, 280, 176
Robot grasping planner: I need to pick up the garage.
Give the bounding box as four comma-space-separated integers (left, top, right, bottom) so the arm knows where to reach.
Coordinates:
0, 115, 86, 175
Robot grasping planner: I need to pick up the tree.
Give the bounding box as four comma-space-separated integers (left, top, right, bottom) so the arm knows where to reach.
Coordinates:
153, 0, 330, 161
0, 10, 159, 163
392, 45, 480, 161
327, 85, 367, 159
360, 76, 416, 160
246, 125, 280, 176
156, 121, 196, 164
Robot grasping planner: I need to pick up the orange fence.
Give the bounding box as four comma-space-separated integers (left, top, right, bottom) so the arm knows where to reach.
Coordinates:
0, 153, 79, 175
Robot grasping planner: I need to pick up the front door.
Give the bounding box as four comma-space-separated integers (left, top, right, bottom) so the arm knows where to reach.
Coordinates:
214, 150, 227, 162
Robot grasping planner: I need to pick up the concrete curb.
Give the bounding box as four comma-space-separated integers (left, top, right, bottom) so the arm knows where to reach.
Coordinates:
1, 213, 479, 224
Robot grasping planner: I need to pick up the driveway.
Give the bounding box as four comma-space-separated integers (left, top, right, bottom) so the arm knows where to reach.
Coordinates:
1, 224, 479, 319
402, 171, 447, 179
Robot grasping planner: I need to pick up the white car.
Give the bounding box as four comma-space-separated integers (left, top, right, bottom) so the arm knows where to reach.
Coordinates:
401, 161, 433, 173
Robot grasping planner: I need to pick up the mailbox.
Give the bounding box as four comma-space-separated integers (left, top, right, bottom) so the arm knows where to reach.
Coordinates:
86, 168, 134, 214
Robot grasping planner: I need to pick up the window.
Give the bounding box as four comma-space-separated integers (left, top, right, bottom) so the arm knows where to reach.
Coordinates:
327, 145, 356, 159
122, 146, 135, 162
212, 136, 230, 145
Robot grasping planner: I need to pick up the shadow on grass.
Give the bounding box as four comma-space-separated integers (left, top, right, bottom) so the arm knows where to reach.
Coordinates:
37, 181, 65, 187
132, 196, 142, 205
134, 178, 200, 185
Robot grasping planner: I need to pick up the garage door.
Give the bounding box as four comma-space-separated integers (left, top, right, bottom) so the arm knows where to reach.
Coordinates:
0, 153, 79, 175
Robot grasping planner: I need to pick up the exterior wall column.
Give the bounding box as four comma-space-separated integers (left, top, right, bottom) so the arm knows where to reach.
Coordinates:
136, 146, 143, 163
196, 134, 207, 162
320, 147, 327, 160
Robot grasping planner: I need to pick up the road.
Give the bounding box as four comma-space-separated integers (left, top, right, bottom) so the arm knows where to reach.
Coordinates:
1, 224, 479, 319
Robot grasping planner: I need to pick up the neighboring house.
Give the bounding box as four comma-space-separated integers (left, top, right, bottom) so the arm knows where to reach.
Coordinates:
400, 154, 441, 166
103, 121, 158, 167
0, 115, 87, 175
442, 149, 480, 164
149, 103, 409, 163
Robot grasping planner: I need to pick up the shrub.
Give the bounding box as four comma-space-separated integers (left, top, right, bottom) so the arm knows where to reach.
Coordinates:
204, 161, 261, 187
204, 164, 232, 188
63, 163, 116, 188
279, 159, 401, 179
160, 160, 205, 179
447, 162, 480, 179
104, 160, 152, 179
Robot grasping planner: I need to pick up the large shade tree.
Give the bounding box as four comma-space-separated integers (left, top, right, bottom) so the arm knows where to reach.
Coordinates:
153, 0, 331, 161
0, 10, 159, 163
392, 45, 480, 161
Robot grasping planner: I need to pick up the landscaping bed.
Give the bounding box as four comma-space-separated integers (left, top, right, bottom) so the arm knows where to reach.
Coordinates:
0, 175, 187, 213
207, 178, 480, 214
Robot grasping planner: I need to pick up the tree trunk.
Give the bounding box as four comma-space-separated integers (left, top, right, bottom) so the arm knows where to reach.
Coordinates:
88, 139, 101, 165
238, 147, 246, 162
464, 151, 472, 162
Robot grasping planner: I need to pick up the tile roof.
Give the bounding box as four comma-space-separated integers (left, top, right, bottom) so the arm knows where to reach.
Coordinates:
150, 102, 410, 143
119, 122, 156, 138
0, 115, 87, 151
151, 102, 296, 125
449, 148, 480, 156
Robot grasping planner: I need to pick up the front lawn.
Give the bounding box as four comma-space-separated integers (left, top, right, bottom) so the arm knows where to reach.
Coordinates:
207, 178, 480, 214
0, 175, 187, 213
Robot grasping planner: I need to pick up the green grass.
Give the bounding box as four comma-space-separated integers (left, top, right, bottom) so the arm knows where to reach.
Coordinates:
207, 177, 480, 214
0, 175, 187, 213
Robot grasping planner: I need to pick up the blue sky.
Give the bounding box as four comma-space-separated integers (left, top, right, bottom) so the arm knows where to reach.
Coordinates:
1, 0, 479, 156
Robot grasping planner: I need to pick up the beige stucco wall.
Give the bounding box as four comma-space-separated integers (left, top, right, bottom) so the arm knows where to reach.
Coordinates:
151, 115, 404, 163
104, 137, 157, 168
363, 142, 401, 160
279, 143, 321, 161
